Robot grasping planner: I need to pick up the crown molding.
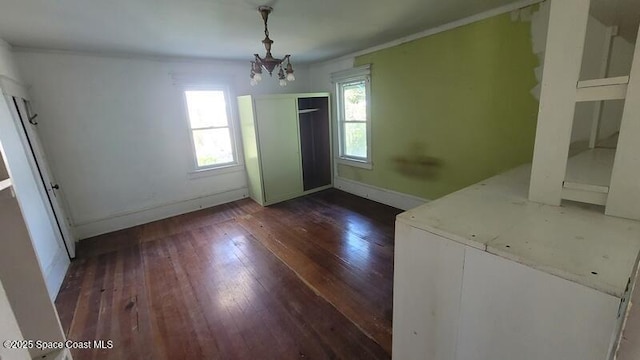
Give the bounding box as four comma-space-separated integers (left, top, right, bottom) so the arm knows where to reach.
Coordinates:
11, 46, 259, 66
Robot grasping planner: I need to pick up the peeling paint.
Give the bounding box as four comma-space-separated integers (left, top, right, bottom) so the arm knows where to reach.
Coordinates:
529, 1, 550, 100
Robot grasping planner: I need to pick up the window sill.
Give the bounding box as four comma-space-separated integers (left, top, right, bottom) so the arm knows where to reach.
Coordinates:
337, 158, 373, 170
188, 164, 245, 179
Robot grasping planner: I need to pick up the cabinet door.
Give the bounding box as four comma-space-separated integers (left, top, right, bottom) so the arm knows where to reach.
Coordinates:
254, 97, 303, 204
393, 222, 465, 360
456, 247, 620, 360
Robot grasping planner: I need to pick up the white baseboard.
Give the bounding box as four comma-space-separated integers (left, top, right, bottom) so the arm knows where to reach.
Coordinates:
333, 176, 428, 210
73, 179, 423, 240
44, 246, 69, 300
74, 188, 249, 240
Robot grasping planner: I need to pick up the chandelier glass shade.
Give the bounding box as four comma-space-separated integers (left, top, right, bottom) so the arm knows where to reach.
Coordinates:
250, 6, 295, 87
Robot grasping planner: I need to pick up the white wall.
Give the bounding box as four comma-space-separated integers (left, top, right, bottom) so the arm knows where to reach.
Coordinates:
309, 57, 354, 93
571, 16, 610, 144
608, 36, 636, 78
14, 50, 310, 238
0, 39, 69, 297
0, 39, 21, 81
599, 36, 635, 140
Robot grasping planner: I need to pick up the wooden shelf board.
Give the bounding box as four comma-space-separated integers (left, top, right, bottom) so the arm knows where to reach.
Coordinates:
563, 181, 609, 193
577, 76, 629, 88
576, 83, 628, 102
0, 178, 11, 192
298, 108, 320, 114
564, 148, 616, 189
561, 187, 608, 206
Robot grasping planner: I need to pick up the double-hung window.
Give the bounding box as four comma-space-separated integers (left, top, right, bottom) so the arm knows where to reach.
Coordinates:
184, 88, 239, 170
333, 65, 372, 169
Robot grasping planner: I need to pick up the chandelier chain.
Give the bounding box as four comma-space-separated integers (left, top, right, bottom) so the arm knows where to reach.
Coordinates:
264, 16, 269, 38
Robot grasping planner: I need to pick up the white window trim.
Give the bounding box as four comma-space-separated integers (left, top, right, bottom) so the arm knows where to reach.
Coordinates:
332, 65, 372, 170
181, 84, 244, 176
187, 163, 245, 179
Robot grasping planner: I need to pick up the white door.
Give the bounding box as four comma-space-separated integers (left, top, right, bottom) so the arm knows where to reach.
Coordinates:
10, 96, 75, 258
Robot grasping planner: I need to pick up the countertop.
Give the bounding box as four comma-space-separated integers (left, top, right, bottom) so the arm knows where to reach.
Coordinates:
397, 164, 640, 298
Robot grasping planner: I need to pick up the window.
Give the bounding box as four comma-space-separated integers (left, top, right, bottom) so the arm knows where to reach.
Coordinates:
333, 65, 372, 168
184, 89, 238, 170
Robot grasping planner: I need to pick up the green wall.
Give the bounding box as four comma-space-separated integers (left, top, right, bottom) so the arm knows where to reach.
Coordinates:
340, 11, 540, 200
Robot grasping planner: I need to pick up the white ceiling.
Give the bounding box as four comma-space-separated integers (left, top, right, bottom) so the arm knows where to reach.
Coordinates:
0, 0, 527, 63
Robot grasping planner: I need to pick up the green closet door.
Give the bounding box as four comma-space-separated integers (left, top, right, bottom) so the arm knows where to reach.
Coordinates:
237, 96, 265, 205
254, 97, 303, 204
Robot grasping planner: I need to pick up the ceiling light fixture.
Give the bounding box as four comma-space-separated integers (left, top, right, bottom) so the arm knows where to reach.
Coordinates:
250, 6, 295, 87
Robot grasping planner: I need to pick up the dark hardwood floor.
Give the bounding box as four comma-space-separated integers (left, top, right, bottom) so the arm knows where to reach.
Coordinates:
55, 189, 401, 359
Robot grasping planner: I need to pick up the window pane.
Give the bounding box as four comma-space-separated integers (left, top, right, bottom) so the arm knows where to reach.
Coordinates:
185, 91, 229, 128
344, 122, 367, 158
343, 81, 366, 121
193, 128, 234, 167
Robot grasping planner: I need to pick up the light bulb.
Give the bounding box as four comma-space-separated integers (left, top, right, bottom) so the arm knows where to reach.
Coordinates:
286, 73, 295, 81
250, 78, 258, 86
254, 73, 262, 81
279, 79, 287, 87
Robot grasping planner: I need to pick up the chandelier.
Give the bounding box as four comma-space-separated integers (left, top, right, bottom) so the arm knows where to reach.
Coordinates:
250, 6, 295, 87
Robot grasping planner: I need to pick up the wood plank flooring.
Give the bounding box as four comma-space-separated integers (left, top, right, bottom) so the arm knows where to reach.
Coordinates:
55, 189, 401, 359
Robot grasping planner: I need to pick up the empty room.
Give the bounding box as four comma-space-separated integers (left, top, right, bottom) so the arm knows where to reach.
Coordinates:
1, 0, 640, 359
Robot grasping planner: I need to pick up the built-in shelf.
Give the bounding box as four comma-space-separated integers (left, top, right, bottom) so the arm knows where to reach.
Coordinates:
576, 76, 629, 102
562, 148, 616, 205
298, 108, 320, 114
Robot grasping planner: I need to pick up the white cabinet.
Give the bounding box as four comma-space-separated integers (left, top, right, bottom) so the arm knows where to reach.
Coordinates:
394, 221, 622, 360
456, 247, 619, 360
393, 164, 640, 360
237, 93, 331, 206
393, 224, 464, 360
